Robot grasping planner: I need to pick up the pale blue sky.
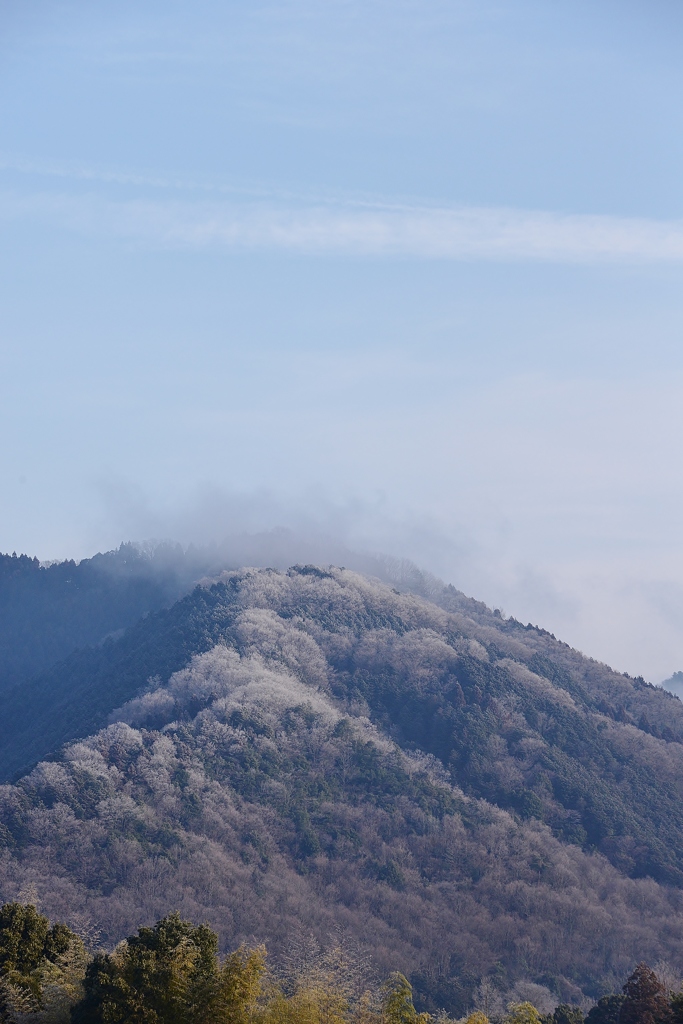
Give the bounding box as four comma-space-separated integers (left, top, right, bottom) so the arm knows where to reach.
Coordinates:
2, 0, 683, 678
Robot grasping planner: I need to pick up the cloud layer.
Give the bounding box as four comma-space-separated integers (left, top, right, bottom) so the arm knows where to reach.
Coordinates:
4, 182, 683, 263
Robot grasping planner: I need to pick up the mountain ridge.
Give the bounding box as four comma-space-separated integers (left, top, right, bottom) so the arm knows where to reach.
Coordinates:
3, 560, 683, 1013
2, 638, 682, 1013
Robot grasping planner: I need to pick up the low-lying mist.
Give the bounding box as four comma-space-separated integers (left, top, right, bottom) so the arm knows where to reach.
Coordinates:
83, 483, 683, 686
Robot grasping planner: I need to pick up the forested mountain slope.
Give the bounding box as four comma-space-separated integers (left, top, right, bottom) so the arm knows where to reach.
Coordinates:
0, 544, 218, 692
1, 643, 683, 1016
0, 579, 241, 781
3, 565, 683, 885
2, 566, 683, 1013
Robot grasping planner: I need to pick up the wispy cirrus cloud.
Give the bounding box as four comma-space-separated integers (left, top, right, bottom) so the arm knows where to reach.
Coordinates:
2, 158, 683, 263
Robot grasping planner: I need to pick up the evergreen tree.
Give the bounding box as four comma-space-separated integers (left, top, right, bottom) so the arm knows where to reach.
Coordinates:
73, 912, 220, 1024
620, 964, 672, 1024
382, 973, 430, 1024
586, 996, 626, 1024
0, 901, 82, 1022
0, 903, 50, 987
554, 1006, 583, 1024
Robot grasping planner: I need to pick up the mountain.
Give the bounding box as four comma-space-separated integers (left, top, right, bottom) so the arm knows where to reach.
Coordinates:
661, 672, 683, 700
2, 562, 683, 1013
0, 543, 220, 693
0, 537, 416, 701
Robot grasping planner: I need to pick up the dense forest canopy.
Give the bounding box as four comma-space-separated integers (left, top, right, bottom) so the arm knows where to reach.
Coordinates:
0, 540, 413, 698
3, 556, 683, 1013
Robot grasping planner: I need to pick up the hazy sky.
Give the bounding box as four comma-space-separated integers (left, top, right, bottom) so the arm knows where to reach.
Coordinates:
2, 0, 683, 680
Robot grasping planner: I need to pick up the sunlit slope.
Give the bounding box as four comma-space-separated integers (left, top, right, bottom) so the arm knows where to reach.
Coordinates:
3, 564, 683, 887
2, 641, 683, 1014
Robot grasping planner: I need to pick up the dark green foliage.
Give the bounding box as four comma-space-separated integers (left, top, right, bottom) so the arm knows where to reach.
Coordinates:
0, 901, 79, 1014
553, 1005, 584, 1024
0, 902, 76, 984
619, 964, 672, 1024
70, 954, 127, 1024
586, 995, 626, 1024
374, 860, 406, 891
0, 902, 50, 980
73, 913, 219, 1024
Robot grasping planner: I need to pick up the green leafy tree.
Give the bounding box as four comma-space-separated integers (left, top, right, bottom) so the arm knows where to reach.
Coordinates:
0, 901, 83, 1022
620, 964, 672, 1024
216, 944, 267, 1024
73, 913, 220, 1024
506, 1003, 543, 1024
464, 1013, 490, 1024
38, 937, 90, 1023
0, 902, 50, 988
265, 983, 348, 1024
381, 974, 430, 1024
